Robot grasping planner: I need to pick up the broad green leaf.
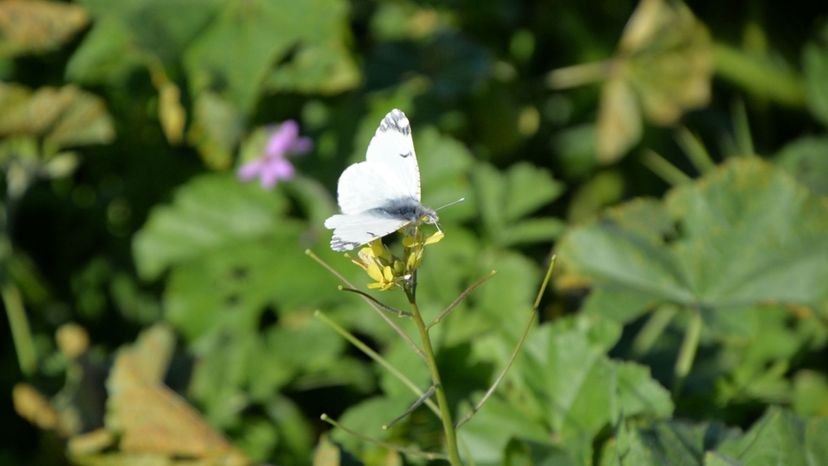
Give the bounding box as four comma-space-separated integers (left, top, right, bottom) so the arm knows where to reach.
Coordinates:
133, 174, 288, 280
512, 316, 672, 464
69, 0, 222, 83
558, 158, 828, 319
185, 0, 350, 115
0, 0, 88, 58
712, 408, 828, 466
473, 162, 564, 246
601, 419, 738, 466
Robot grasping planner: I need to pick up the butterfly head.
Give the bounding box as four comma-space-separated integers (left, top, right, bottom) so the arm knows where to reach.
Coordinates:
418, 206, 439, 225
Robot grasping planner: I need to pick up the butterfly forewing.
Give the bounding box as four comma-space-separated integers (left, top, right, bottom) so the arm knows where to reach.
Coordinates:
365, 109, 421, 202
325, 109, 428, 251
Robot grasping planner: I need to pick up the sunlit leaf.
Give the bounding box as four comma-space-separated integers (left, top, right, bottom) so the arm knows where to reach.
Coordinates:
104, 324, 249, 465
558, 158, 828, 317
0, 0, 88, 58
598, 0, 712, 162
0, 82, 114, 149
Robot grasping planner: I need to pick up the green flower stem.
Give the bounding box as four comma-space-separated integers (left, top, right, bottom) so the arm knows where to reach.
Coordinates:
456, 255, 556, 428
642, 150, 693, 186
2, 281, 36, 375
314, 310, 440, 417
406, 287, 463, 466
674, 308, 703, 396
306, 250, 426, 361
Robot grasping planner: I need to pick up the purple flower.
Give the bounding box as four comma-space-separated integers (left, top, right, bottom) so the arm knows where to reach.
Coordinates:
237, 120, 312, 189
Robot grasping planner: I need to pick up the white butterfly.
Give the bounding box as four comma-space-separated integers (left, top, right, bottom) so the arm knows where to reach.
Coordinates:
324, 109, 438, 252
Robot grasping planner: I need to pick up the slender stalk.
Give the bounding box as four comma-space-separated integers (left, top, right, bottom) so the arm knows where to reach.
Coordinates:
2, 281, 36, 375
339, 287, 411, 317
675, 127, 716, 174
642, 150, 692, 186
320, 414, 447, 461
631, 305, 677, 357
383, 385, 436, 430
546, 59, 613, 89
405, 284, 463, 466
456, 255, 556, 428
306, 250, 426, 361
314, 311, 440, 417
731, 99, 755, 156
428, 270, 496, 329
673, 308, 703, 396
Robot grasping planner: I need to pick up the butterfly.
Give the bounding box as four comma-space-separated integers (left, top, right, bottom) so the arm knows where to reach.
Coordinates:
325, 109, 438, 252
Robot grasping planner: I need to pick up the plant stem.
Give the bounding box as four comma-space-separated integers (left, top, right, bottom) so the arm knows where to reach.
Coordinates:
2, 281, 36, 375
405, 286, 463, 466
314, 310, 440, 417
673, 308, 703, 396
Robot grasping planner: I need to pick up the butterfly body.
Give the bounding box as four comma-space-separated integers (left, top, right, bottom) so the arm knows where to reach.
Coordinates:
325, 109, 436, 252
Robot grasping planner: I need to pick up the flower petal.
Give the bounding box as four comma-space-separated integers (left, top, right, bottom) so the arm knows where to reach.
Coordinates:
266, 120, 300, 157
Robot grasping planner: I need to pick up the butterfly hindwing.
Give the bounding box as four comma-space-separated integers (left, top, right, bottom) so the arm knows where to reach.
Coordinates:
324, 212, 409, 252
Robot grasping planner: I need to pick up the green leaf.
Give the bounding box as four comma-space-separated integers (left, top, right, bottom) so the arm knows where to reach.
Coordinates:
185, 0, 350, 114
133, 174, 287, 280
558, 158, 828, 318
69, 0, 222, 83
473, 162, 564, 246
712, 408, 828, 466
512, 316, 672, 464
600, 419, 738, 466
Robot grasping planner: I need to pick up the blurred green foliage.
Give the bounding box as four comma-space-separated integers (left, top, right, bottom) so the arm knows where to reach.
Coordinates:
2, 0, 828, 465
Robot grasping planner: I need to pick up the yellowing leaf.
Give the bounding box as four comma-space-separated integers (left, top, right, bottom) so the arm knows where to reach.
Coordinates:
0, 0, 88, 58
105, 324, 249, 466
597, 74, 642, 162
596, 0, 712, 162
0, 82, 115, 149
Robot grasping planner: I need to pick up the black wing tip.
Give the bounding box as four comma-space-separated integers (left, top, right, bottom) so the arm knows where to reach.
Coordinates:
330, 237, 362, 252
379, 109, 411, 136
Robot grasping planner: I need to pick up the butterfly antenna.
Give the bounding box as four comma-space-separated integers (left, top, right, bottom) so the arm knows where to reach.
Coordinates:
435, 197, 465, 211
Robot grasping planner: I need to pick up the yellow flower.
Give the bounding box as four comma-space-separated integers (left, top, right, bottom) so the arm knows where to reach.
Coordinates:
350, 240, 399, 291
348, 226, 443, 291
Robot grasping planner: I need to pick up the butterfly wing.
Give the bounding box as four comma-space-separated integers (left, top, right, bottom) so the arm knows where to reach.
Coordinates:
336, 109, 421, 215
324, 212, 409, 251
